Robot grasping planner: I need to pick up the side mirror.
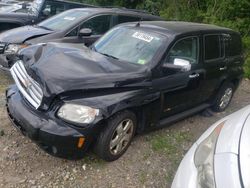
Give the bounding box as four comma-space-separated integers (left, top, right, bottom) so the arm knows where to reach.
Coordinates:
79, 28, 92, 37
173, 58, 191, 72
22, 3, 28, 9
42, 9, 50, 17
163, 58, 191, 72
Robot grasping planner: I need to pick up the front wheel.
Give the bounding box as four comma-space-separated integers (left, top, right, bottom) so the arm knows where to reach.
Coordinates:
212, 82, 235, 112
94, 111, 136, 161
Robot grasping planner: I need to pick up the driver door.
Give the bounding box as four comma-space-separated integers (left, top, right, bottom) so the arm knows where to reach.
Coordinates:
154, 36, 205, 118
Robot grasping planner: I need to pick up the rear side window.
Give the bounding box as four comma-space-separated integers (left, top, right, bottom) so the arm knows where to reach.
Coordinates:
204, 35, 224, 61
117, 15, 141, 24
226, 34, 242, 57
67, 4, 83, 9
80, 15, 112, 35
41, 2, 65, 17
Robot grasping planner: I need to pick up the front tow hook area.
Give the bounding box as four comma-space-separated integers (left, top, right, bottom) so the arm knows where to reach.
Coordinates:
5, 95, 39, 140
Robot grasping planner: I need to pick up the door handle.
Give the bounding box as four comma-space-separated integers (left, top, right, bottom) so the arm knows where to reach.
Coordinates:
189, 73, 200, 78
219, 66, 227, 71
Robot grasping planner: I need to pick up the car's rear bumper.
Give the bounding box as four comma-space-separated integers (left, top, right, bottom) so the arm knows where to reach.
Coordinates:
6, 85, 92, 159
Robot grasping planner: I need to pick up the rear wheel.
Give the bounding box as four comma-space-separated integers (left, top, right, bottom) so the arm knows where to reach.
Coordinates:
212, 82, 234, 112
94, 111, 136, 161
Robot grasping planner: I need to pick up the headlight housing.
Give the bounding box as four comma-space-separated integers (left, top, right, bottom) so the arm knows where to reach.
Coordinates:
194, 121, 225, 188
5, 44, 28, 54
57, 103, 99, 125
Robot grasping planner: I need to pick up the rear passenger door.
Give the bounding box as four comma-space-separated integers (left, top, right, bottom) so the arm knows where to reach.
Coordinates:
224, 33, 244, 79
200, 34, 227, 102
61, 15, 113, 46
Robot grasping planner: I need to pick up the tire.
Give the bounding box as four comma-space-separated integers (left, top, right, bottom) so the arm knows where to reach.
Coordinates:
212, 82, 235, 112
94, 111, 136, 161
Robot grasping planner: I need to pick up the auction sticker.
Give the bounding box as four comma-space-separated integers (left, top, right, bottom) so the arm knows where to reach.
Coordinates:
132, 32, 154, 42
63, 17, 76, 21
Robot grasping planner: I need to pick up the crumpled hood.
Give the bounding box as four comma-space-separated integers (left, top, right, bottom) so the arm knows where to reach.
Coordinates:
20, 42, 150, 100
0, 25, 53, 43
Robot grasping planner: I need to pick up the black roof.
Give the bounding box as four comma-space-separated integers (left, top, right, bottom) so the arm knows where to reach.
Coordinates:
70, 8, 162, 20
122, 21, 235, 36
52, 0, 96, 7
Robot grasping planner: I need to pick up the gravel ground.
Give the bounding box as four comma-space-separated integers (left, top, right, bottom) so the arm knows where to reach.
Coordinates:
0, 70, 249, 188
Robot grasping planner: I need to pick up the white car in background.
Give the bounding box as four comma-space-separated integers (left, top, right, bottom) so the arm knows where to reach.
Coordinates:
172, 105, 250, 188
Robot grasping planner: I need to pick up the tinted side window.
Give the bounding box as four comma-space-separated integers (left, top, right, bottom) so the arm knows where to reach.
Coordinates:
41, 2, 65, 17
117, 15, 141, 24
226, 34, 242, 57
66, 27, 78, 37
165, 37, 199, 64
67, 4, 82, 9
80, 15, 111, 35
204, 35, 223, 61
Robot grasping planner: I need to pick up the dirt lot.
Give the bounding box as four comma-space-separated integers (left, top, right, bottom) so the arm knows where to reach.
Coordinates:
0, 70, 249, 188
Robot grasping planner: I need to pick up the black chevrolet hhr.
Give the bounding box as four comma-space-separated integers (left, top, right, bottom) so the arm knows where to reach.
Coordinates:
6, 21, 244, 161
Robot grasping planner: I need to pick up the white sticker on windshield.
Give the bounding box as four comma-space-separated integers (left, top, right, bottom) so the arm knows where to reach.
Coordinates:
63, 17, 76, 21
132, 32, 154, 42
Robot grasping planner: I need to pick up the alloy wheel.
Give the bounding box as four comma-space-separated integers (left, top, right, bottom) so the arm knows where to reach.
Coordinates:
219, 88, 233, 109
109, 119, 134, 155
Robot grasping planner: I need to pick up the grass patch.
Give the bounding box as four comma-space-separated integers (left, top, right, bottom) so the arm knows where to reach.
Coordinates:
139, 171, 147, 184
151, 131, 192, 157
150, 130, 193, 184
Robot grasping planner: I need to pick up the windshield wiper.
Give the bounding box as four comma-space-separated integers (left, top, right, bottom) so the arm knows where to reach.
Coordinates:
99, 52, 119, 60
35, 25, 53, 31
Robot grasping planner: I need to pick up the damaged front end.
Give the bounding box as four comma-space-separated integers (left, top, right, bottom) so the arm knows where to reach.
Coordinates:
5, 41, 153, 159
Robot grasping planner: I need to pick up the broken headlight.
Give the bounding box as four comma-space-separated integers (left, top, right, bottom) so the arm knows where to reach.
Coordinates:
5, 44, 28, 54
57, 103, 99, 125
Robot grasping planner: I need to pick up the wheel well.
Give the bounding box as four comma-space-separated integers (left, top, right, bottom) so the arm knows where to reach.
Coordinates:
230, 78, 240, 89
124, 107, 145, 134
218, 78, 240, 92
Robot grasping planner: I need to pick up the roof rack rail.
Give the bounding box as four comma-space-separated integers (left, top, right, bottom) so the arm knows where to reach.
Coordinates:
103, 6, 149, 14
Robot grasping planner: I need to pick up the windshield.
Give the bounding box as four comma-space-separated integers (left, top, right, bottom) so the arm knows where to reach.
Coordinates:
94, 27, 167, 65
38, 10, 90, 31
0, 4, 20, 12
14, 0, 42, 14
29, 0, 42, 14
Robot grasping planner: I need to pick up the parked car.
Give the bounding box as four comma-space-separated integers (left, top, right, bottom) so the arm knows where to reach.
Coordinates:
0, 0, 32, 12
0, 8, 162, 71
0, 0, 95, 32
0, 3, 26, 13
6, 21, 244, 161
172, 105, 250, 188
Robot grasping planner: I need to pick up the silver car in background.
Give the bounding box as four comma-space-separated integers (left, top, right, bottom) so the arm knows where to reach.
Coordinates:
172, 105, 250, 188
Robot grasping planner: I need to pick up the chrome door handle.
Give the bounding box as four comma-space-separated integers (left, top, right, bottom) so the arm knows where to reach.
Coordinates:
189, 73, 200, 78
219, 66, 227, 71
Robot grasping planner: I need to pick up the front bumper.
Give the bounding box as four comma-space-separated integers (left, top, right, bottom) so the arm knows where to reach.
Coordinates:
171, 144, 198, 188
6, 86, 93, 159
